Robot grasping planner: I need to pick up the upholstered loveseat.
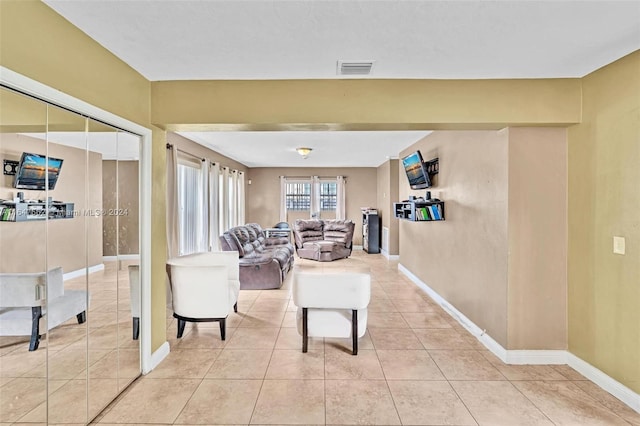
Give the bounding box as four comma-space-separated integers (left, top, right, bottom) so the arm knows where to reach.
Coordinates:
220, 223, 295, 289
293, 219, 355, 261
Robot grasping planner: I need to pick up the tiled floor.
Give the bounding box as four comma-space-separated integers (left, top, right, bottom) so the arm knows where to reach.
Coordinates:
0, 261, 140, 425
86, 250, 640, 426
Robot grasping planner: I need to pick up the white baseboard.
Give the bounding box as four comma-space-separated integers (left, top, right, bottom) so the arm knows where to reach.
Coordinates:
505, 350, 567, 365
567, 352, 640, 413
147, 341, 170, 374
353, 245, 363, 250
63, 264, 105, 281
103, 254, 140, 261
398, 262, 640, 414
380, 249, 399, 260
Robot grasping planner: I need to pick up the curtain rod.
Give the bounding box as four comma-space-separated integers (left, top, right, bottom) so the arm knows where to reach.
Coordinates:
166, 143, 205, 162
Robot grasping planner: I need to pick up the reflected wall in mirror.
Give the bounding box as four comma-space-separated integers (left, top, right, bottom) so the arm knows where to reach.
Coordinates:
114, 130, 141, 391
0, 87, 49, 424
43, 104, 90, 424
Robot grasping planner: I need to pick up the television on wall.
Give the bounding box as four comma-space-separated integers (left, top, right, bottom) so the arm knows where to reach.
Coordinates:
13, 152, 64, 190
401, 150, 431, 189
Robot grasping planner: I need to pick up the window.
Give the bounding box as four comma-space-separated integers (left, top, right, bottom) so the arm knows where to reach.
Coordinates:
285, 182, 311, 211
177, 162, 204, 255
319, 182, 337, 211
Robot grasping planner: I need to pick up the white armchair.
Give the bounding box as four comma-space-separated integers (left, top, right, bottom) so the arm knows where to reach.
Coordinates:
166, 251, 240, 341
293, 270, 371, 355
0, 267, 88, 351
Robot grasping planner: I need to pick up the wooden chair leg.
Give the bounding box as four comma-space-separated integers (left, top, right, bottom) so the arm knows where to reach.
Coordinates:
132, 317, 140, 340
352, 309, 358, 356
29, 307, 42, 351
219, 318, 226, 341
302, 307, 308, 353
177, 318, 186, 338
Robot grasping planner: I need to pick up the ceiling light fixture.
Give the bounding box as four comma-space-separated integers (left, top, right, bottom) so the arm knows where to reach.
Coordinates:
296, 147, 313, 159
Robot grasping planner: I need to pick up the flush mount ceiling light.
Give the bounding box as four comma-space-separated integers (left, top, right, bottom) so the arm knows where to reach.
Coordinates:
296, 147, 313, 159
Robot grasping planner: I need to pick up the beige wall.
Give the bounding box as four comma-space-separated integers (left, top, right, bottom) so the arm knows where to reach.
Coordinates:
0, 134, 102, 273
399, 131, 511, 346
150, 128, 167, 351
376, 159, 400, 255
398, 129, 568, 350
568, 52, 640, 393
152, 79, 582, 130
102, 160, 140, 256
0, 1, 150, 126
507, 127, 567, 350
246, 167, 377, 246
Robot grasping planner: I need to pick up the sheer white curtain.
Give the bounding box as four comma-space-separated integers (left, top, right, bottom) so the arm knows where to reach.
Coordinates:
279, 176, 287, 222
209, 162, 220, 250
166, 146, 180, 306
229, 170, 238, 228
220, 167, 230, 231
336, 175, 346, 220
198, 159, 209, 251
237, 171, 245, 225
310, 175, 321, 219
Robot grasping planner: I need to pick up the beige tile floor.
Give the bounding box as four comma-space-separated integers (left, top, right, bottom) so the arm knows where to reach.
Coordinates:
1, 252, 637, 426
85, 250, 640, 426
0, 261, 140, 425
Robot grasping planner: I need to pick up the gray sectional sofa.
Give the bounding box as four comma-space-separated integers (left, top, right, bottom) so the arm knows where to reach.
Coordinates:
293, 219, 355, 261
220, 223, 295, 290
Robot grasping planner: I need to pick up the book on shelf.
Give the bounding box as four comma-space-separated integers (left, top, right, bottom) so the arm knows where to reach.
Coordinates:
428, 205, 440, 220
1, 206, 16, 221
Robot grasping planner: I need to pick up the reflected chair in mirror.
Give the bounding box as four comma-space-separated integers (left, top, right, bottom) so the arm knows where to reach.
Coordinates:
166, 251, 239, 341
0, 267, 88, 351
128, 265, 140, 340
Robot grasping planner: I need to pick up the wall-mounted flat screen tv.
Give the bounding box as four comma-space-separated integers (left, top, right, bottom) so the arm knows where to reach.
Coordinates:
13, 152, 64, 190
401, 150, 431, 189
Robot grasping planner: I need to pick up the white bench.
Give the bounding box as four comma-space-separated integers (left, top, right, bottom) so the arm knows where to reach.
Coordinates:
0, 267, 88, 351
292, 260, 371, 355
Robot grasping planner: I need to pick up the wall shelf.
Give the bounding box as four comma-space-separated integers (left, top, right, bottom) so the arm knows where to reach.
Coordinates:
0, 201, 75, 222
394, 199, 445, 222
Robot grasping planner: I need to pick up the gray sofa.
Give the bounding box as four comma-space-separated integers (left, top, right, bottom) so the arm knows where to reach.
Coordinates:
220, 223, 294, 290
293, 219, 355, 261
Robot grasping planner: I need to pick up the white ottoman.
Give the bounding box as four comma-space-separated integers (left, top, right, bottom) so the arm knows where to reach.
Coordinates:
292, 262, 371, 355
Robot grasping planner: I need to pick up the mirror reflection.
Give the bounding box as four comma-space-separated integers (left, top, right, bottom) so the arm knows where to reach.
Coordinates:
0, 87, 142, 425
0, 87, 49, 424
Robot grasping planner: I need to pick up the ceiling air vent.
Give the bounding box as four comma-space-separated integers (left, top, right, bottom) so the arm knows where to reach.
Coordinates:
337, 60, 375, 76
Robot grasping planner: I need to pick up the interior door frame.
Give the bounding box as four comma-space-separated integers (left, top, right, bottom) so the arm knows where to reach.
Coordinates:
1, 66, 153, 374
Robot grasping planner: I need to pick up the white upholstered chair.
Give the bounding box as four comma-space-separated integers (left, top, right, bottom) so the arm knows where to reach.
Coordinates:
293, 270, 371, 355
0, 267, 88, 351
166, 251, 240, 341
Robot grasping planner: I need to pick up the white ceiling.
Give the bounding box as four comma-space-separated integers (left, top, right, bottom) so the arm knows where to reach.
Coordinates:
44, 0, 640, 80
178, 131, 431, 167
43, 0, 640, 167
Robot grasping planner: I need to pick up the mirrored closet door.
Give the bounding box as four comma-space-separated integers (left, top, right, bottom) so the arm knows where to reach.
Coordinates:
0, 86, 142, 425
